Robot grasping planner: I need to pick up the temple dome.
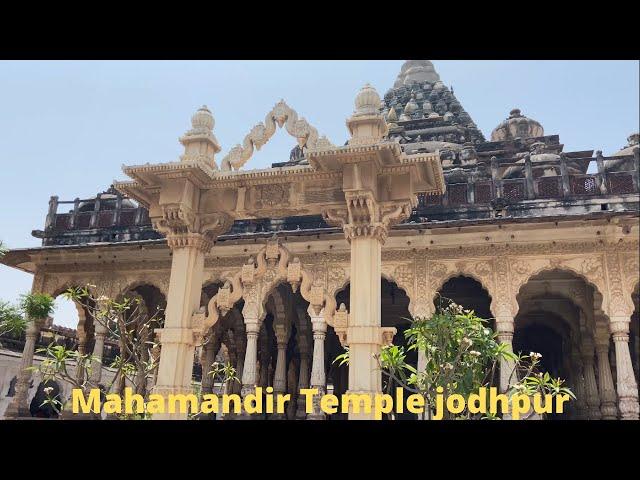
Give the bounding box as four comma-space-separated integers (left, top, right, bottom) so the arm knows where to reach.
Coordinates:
491, 108, 544, 142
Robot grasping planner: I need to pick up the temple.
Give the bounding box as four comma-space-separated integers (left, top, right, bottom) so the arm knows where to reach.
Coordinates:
1, 61, 638, 420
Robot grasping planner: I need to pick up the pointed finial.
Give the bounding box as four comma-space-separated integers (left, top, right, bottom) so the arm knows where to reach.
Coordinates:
179, 104, 221, 169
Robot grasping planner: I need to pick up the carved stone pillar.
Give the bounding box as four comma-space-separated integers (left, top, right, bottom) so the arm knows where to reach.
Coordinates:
605, 252, 639, 419
90, 322, 108, 385
240, 318, 260, 397
295, 337, 311, 419
75, 334, 87, 385
234, 345, 245, 396
5, 318, 43, 418
346, 230, 386, 420
308, 310, 327, 420
571, 351, 588, 419
580, 339, 602, 420
595, 335, 618, 419
270, 324, 289, 420
611, 317, 640, 420
273, 324, 289, 394
495, 317, 517, 393
153, 234, 210, 420
200, 339, 218, 395
412, 302, 433, 420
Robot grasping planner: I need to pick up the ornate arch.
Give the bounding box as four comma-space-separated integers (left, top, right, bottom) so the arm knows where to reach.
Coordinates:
517, 285, 599, 327
117, 280, 166, 300
428, 259, 496, 313
510, 257, 607, 318
201, 239, 321, 332
44, 280, 96, 333
220, 100, 333, 171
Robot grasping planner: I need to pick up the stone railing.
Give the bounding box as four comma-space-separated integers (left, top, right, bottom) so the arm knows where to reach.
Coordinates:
416, 152, 639, 211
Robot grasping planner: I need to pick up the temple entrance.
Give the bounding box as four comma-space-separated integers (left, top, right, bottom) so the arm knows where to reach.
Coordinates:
259, 282, 311, 420
515, 269, 603, 420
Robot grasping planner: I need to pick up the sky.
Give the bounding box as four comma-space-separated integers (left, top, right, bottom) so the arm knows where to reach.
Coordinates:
0, 60, 638, 327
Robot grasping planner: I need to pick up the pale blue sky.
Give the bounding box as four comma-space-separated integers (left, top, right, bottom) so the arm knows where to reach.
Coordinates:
1, 60, 638, 327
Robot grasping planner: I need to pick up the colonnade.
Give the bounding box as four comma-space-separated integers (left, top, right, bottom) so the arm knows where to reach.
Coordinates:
5, 250, 639, 421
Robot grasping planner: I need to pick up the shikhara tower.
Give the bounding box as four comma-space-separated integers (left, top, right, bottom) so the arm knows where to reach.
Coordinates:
1, 61, 638, 420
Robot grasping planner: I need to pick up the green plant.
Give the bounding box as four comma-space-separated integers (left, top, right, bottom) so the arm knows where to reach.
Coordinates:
19, 292, 56, 320
368, 298, 574, 420
0, 240, 7, 258
29, 285, 167, 419
0, 301, 26, 337
207, 361, 238, 393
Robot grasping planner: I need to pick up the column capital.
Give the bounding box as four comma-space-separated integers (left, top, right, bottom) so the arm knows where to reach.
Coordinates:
595, 342, 610, 355
495, 316, 514, 337
154, 205, 233, 253
274, 323, 290, 345
244, 318, 261, 335
322, 192, 413, 245
581, 337, 595, 357
610, 316, 631, 341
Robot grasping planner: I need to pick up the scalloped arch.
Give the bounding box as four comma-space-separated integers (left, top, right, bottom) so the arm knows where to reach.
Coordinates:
220, 100, 331, 171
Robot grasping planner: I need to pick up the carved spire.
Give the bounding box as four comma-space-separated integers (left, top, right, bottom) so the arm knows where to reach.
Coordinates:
394, 60, 441, 87
179, 105, 221, 170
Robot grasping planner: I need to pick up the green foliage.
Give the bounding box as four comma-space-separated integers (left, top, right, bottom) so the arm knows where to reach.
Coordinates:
19, 292, 56, 319
29, 283, 166, 419
333, 347, 350, 367
369, 298, 575, 420
0, 301, 26, 337
207, 361, 238, 390
0, 240, 7, 258
403, 301, 514, 402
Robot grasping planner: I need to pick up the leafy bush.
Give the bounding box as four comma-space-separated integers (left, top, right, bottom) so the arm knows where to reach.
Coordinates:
0, 301, 26, 337
373, 299, 574, 419
19, 293, 56, 320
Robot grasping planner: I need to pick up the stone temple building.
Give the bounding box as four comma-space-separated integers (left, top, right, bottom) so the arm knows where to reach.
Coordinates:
1, 60, 638, 420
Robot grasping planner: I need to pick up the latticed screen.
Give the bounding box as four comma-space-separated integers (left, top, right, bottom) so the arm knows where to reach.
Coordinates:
419, 193, 443, 207
537, 177, 561, 198
503, 181, 525, 201
448, 184, 468, 205
474, 183, 492, 204
608, 173, 635, 195
119, 210, 137, 226
54, 214, 70, 230
571, 176, 598, 195
75, 212, 92, 229
98, 211, 114, 228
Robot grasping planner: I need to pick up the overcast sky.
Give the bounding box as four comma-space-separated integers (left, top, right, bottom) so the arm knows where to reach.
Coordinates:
1, 60, 638, 327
